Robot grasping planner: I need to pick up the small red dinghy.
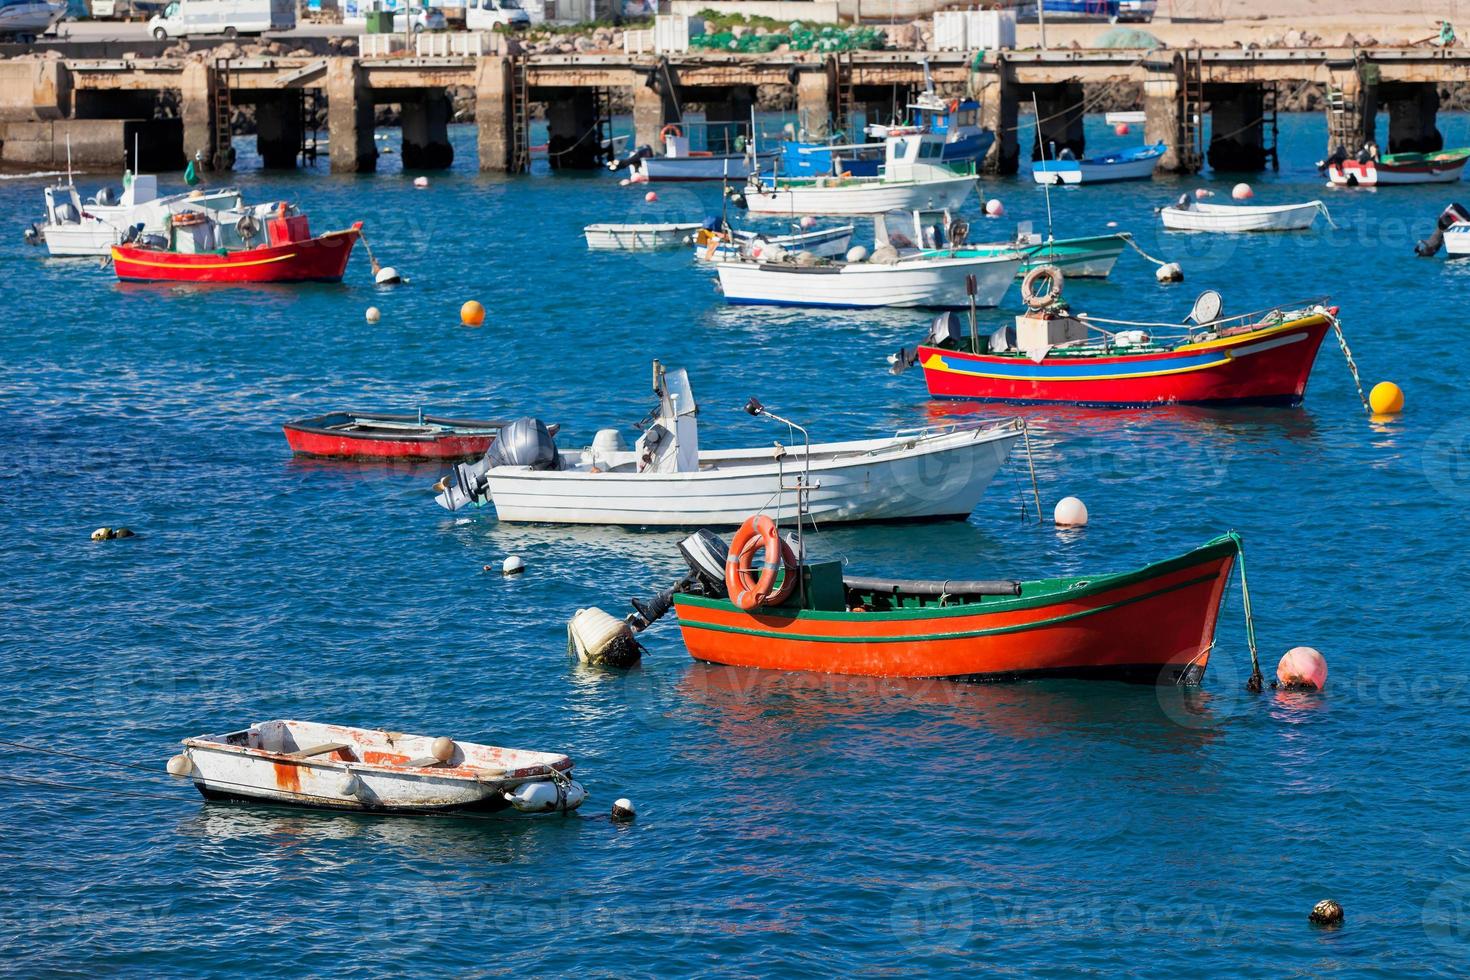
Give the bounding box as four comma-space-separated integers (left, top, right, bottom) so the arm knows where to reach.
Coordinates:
283, 412, 508, 461
112, 204, 360, 284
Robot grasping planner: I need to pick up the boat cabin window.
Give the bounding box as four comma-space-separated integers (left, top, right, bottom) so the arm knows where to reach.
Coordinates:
918, 140, 943, 159
955, 110, 977, 127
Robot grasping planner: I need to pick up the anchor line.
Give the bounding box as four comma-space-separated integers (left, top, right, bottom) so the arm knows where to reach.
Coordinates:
1325, 310, 1370, 412
1229, 531, 1264, 693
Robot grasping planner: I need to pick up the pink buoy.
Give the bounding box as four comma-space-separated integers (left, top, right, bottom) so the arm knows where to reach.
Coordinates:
413, 176, 429, 188
630, 171, 649, 184
1114, 123, 1130, 136
1195, 188, 1214, 200
984, 198, 1005, 218
1277, 646, 1328, 691
1232, 182, 1254, 200
644, 191, 658, 203
800, 215, 816, 229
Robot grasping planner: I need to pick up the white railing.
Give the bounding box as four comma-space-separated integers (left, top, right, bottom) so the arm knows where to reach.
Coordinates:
415, 31, 501, 58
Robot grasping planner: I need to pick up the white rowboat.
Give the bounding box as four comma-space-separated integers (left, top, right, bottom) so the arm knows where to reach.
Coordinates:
1160, 200, 1328, 233
585, 222, 705, 250
692, 224, 855, 263
434, 364, 1025, 527
173, 720, 587, 815
714, 250, 1022, 309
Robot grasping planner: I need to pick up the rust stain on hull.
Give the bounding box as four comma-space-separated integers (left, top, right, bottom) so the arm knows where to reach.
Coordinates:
272, 762, 302, 794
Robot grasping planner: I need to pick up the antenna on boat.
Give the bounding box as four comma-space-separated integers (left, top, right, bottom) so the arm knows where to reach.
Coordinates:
65, 130, 73, 186
1032, 93, 1055, 244
744, 396, 813, 608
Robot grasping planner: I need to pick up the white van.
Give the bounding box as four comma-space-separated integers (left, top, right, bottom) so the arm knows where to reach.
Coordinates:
149, 0, 295, 39
464, 0, 530, 30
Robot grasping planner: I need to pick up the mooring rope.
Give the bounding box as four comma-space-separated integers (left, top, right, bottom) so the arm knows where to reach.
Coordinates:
1229, 531, 1264, 693
1119, 233, 1174, 269
1325, 309, 1370, 412
1020, 420, 1044, 526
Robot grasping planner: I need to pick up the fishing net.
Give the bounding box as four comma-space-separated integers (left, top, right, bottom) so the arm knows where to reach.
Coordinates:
690, 23, 887, 53
1094, 28, 1164, 50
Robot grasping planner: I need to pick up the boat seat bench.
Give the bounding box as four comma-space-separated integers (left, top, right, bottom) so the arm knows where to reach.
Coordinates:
286, 742, 351, 759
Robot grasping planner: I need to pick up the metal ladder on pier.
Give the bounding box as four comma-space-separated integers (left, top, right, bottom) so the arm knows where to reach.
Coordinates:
299, 88, 323, 166
211, 57, 235, 169
590, 84, 613, 165
831, 51, 856, 136
1178, 47, 1205, 172
509, 55, 531, 173
1261, 80, 1280, 170
1324, 60, 1363, 154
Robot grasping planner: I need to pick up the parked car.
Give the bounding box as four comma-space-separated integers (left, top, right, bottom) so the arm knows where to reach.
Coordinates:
391, 4, 447, 31
465, 0, 529, 29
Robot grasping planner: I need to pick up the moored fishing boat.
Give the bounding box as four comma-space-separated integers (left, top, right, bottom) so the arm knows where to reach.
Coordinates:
1325, 147, 1470, 186
1160, 196, 1330, 233
169, 719, 587, 814
29, 173, 243, 257
627, 123, 774, 181
618, 522, 1241, 684
896, 269, 1340, 407
282, 411, 510, 461
433, 361, 1024, 526
691, 222, 855, 262
111, 203, 360, 283
713, 246, 1022, 309
584, 221, 705, 250
876, 208, 1130, 279
1032, 142, 1166, 185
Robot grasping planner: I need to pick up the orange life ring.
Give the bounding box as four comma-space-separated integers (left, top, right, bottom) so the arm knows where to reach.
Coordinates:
171, 211, 207, 227
725, 515, 797, 611
659, 123, 683, 142
949, 99, 959, 113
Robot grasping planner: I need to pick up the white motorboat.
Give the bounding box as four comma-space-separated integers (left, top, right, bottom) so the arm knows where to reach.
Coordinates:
31, 173, 244, 257
714, 248, 1021, 309
1032, 143, 1166, 185
625, 123, 774, 182
743, 127, 978, 217
434, 362, 1024, 527
170, 719, 587, 815
584, 221, 705, 250
1160, 197, 1330, 233
691, 223, 855, 263
876, 209, 1129, 280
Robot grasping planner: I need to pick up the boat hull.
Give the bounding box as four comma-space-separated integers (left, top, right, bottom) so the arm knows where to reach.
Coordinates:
1033, 151, 1162, 185
917, 313, 1333, 406
636, 152, 775, 181
673, 536, 1238, 683
1160, 202, 1322, 232
743, 175, 976, 216
1444, 225, 1470, 256
1328, 156, 1469, 186
483, 425, 1022, 526
283, 413, 502, 460
693, 225, 854, 263
715, 253, 1021, 309
585, 223, 703, 250
955, 234, 1127, 279
111, 227, 359, 283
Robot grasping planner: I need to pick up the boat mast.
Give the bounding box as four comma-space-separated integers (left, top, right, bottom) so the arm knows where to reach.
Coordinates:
1032, 93, 1055, 244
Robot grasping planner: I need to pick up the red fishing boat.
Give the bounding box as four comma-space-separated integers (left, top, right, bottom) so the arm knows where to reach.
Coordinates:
896, 270, 1339, 407
111, 204, 360, 284
283, 412, 509, 461
619, 522, 1243, 684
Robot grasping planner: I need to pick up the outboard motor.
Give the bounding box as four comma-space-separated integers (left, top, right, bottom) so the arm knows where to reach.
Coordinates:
1416, 203, 1470, 257
1174, 192, 1193, 212
137, 233, 168, 250
92, 187, 119, 207
22, 223, 42, 246
1417, 229, 1445, 257
1437, 203, 1470, 231
928, 311, 964, 348
433, 417, 560, 511
628, 529, 729, 631
121, 222, 142, 245
607, 144, 653, 172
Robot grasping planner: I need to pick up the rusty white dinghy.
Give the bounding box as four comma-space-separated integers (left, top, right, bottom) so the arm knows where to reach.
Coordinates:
167, 720, 587, 815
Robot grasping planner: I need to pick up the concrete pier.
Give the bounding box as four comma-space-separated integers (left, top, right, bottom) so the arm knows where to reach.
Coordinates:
3, 46, 1470, 177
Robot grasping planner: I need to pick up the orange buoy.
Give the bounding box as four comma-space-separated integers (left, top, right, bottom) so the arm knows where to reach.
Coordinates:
1277, 646, 1327, 690
644, 190, 658, 203
1114, 123, 1130, 136
460, 300, 485, 327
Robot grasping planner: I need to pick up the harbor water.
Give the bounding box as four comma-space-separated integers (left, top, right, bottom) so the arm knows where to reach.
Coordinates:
3, 111, 1470, 974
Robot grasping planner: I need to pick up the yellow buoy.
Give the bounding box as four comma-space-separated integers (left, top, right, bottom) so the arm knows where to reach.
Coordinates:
1369, 381, 1403, 415
460, 300, 485, 327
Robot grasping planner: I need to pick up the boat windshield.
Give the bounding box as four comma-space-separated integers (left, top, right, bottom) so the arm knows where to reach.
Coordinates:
659, 367, 697, 418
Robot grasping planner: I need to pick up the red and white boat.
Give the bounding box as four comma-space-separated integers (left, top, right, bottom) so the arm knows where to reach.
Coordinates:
111, 203, 360, 284
1326, 148, 1470, 187
283, 411, 509, 461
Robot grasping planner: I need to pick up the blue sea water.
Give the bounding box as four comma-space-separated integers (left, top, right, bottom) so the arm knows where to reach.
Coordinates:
3, 110, 1470, 976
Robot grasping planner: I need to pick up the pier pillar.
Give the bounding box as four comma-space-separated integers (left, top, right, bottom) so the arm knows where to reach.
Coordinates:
401, 92, 454, 169
476, 56, 511, 172
1206, 83, 1266, 172
326, 57, 377, 173
633, 76, 678, 151
1323, 58, 1377, 156
795, 67, 830, 140
704, 85, 755, 156
1030, 82, 1084, 161
179, 59, 216, 170
1383, 82, 1443, 154
977, 59, 1018, 176
255, 92, 304, 170
543, 89, 600, 170
1143, 56, 1191, 173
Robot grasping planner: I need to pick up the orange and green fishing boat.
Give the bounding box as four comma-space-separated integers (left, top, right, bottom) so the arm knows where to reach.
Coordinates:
661, 530, 1243, 684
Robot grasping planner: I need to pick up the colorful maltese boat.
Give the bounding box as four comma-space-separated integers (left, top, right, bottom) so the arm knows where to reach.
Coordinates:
111, 203, 360, 283
283, 411, 510, 461
896, 268, 1339, 407
169, 719, 586, 814
1325, 147, 1470, 187
614, 521, 1242, 684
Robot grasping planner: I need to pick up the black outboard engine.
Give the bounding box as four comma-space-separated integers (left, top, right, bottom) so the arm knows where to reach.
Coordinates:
433, 417, 561, 511
628, 529, 730, 630
607, 144, 653, 172
1416, 203, 1470, 257
1438, 203, 1470, 231
121, 222, 143, 245
22, 223, 42, 246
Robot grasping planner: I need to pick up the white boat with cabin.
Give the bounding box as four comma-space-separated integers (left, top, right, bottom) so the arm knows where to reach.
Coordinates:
742, 126, 977, 217
434, 362, 1025, 526
170, 719, 587, 814
33, 173, 243, 256
1160, 197, 1331, 233
631, 122, 774, 182
0, 0, 65, 39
